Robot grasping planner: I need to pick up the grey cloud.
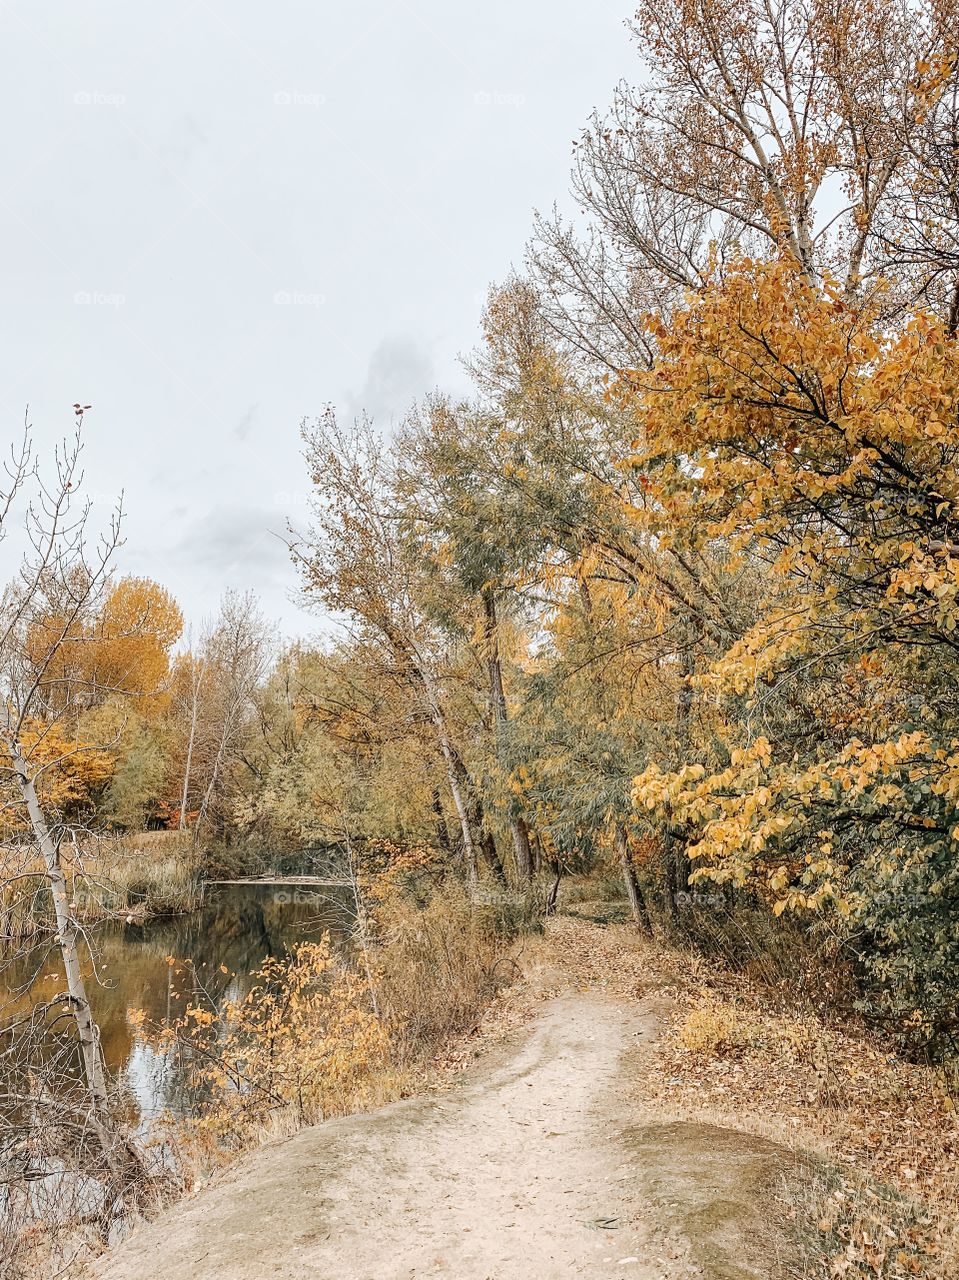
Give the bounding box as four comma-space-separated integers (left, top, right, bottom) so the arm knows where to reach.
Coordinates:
171, 504, 289, 580
346, 337, 434, 430
234, 403, 259, 441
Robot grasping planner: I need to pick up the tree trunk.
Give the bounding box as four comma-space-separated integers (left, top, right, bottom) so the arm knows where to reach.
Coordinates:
196, 700, 238, 834
531, 830, 546, 874
467, 794, 507, 885
10, 744, 110, 1115
433, 714, 478, 893
665, 644, 694, 918
431, 787, 452, 853
510, 816, 533, 883
483, 590, 533, 882
416, 661, 479, 893
480, 829, 507, 883
616, 824, 650, 933
178, 661, 204, 829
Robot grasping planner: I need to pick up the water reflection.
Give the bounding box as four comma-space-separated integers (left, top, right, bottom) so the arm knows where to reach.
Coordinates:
2, 882, 353, 1120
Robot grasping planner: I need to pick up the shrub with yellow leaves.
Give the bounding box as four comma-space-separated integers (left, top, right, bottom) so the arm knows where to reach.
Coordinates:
675, 996, 763, 1060
135, 939, 397, 1156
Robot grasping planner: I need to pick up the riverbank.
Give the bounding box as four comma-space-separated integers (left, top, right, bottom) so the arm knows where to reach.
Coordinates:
88, 912, 959, 1279
0, 831, 204, 947
0, 830, 339, 947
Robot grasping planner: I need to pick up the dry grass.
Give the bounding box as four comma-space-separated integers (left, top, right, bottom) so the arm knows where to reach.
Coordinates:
127, 886, 532, 1184
0, 831, 200, 949
373, 886, 524, 1065
83, 832, 201, 917
649, 987, 958, 1207
786, 1167, 955, 1279
2, 872, 531, 1278
153, 939, 403, 1169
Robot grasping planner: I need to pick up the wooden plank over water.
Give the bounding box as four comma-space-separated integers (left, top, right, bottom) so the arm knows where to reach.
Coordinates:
209, 876, 352, 887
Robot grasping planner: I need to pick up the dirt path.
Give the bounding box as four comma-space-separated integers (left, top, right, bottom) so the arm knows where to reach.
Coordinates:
95, 993, 798, 1280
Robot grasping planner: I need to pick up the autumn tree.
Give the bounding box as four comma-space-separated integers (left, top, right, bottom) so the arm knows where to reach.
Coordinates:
463, 278, 763, 908
294, 411, 494, 891
395, 398, 545, 880
234, 642, 442, 850
23, 575, 180, 723
624, 255, 959, 1050
164, 594, 272, 835
530, 0, 958, 368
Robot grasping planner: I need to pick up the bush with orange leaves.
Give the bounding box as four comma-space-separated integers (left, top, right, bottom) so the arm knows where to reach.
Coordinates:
135, 939, 398, 1157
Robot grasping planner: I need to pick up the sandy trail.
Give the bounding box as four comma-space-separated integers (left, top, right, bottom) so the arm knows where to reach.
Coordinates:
95, 994, 794, 1280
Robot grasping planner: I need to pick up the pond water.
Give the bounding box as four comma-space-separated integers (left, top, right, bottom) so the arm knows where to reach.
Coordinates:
2, 881, 354, 1121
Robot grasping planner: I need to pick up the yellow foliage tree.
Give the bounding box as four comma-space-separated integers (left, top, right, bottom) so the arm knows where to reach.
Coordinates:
624, 257, 959, 922
25, 575, 182, 722
0, 719, 114, 831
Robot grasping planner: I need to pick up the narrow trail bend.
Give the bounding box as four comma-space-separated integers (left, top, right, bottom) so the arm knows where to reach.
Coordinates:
95, 993, 797, 1280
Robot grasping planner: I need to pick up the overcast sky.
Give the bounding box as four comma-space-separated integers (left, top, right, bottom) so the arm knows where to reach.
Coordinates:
0, 1, 633, 638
